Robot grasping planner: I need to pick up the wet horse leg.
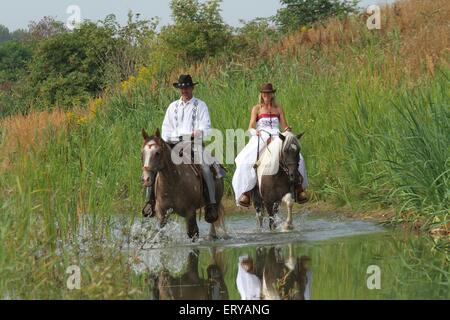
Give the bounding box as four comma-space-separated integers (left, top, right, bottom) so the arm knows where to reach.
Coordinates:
252, 187, 264, 229
282, 193, 295, 231
212, 203, 230, 240
208, 221, 218, 241
266, 202, 278, 231
186, 212, 199, 241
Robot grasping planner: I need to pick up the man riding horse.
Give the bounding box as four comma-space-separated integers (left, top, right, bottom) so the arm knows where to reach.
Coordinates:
143, 74, 224, 220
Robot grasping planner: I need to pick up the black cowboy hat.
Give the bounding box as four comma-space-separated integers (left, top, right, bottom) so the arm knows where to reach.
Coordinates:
173, 74, 199, 89
260, 83, 277, 93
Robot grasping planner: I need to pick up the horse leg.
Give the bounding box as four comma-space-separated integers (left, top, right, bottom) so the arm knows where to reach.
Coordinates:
252, 188, 264, 230
256, 207, 265, 230
155, 204, 169, 230
266, 203, 277, 231
213, 203, 230, 240
186, 212, 199, 241
208, 223, 218, 241
282, 193, 295, 231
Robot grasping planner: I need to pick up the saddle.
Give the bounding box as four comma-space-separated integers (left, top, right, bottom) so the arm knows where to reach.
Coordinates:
189, 163, 227, 180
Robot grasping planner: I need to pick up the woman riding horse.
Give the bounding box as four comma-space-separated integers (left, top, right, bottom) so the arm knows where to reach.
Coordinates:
232, 83, 309, 208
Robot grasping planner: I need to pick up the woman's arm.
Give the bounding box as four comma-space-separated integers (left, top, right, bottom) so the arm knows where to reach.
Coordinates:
279, 106, 291, 132
248, 106, 261, 136
248, 105, 259, 134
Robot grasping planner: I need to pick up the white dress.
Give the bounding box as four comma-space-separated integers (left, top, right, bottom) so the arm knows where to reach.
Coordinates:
236, 256, 261, 300
232, 113, 308, 203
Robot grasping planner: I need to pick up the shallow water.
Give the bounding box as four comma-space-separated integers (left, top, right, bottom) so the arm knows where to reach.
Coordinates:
93, 210, 449, 300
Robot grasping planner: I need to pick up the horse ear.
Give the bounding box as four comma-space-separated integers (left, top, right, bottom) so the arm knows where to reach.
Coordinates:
279, 133, 286, 142
297, 132, 305, 140
155, 128, 161, 138
142, 129, 150, 141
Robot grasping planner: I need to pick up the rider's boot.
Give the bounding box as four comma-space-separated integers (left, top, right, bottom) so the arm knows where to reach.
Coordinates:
238, 191, 252, 208
202, 165, 219, 223
295, 184, 309, 204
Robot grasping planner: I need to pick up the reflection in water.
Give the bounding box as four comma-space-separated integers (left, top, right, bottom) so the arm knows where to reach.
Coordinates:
238, 246, 312, 300
142, 243, 312, 300
237, 256, 261, 300
150, 249, 228, 300
126, 214, 448, 300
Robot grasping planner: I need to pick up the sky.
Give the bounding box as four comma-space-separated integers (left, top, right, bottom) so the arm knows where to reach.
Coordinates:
0, 0, 396, 31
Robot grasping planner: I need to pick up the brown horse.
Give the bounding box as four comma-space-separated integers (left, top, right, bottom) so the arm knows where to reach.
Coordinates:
151, 249, 229, 300
255, 246, 312, 300
253, 131, 304, 231
141, 128, 226, 240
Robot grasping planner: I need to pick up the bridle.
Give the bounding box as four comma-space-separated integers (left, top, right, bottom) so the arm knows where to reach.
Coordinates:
279, 137, 301, 183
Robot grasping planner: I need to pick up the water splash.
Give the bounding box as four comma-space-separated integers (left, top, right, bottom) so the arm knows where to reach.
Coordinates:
129, 218, 192, 250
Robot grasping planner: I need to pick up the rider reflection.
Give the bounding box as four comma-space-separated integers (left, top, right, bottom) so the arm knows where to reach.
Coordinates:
237, 246, 312, 300
236, 256, 262, 300
151, 249, 228, 300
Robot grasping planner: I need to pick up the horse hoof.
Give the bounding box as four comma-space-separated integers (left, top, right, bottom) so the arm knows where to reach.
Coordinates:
207, 234, 219, 241
282, 223, 294, 232
221, 234, 232, 241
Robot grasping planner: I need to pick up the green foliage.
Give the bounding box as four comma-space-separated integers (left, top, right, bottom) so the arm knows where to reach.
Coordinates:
157, 0, 232, 64
25, 22, 116, 109
231, 18, 280, 54
27, 16, 66, 40
275, 0, 359, 32
100, 12, 159, 85
0, 14, 158, 115
0, 25, 11, 42
0, 40, 32, 82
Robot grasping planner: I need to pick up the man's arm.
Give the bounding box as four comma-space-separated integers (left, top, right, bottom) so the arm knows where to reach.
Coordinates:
196, 102, 212, 138
161, 103, 174, 142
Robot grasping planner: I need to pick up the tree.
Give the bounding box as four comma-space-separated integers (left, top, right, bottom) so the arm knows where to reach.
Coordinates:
22, 13, 159, 110
275, 0, 359, 33
232, 18, 279, 54
100, 12, 159, 85
27, 16, 66, 40
0, 40, 32, 82
157, 0, 232, 63
25, 22, 117, 108
0, 25, 11, 43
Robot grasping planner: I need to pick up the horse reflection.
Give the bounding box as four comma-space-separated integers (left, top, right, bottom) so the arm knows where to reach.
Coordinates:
237, 246, 312, 300
152, 249, 228, 300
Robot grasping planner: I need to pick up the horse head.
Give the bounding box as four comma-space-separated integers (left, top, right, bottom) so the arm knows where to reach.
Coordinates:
141, 128, 168, 173
278, 131, 304, 184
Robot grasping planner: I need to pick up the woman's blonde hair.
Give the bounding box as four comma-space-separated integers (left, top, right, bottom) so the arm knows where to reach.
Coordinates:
259, 92, 279, 108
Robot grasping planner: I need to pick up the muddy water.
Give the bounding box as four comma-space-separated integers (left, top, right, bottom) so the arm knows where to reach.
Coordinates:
91, 210, 448, 300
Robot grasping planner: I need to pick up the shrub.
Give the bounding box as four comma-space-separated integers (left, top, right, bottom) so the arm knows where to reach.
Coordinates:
275, 0, 359, 33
